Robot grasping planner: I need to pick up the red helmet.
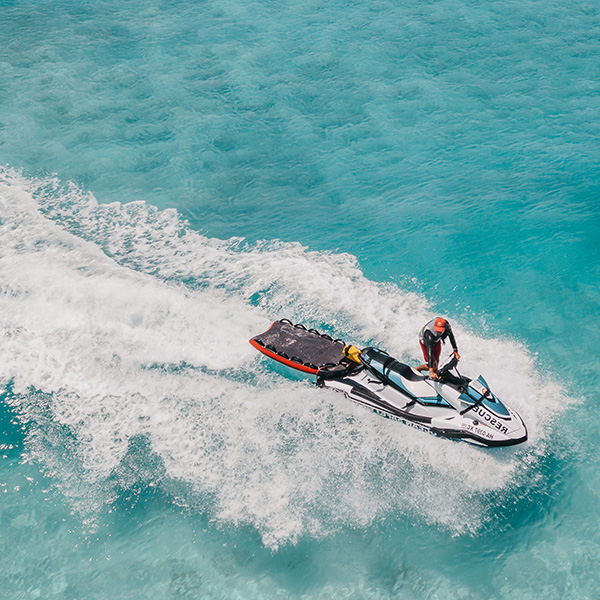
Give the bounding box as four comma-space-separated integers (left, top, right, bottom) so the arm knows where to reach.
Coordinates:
433, 317, 447, 333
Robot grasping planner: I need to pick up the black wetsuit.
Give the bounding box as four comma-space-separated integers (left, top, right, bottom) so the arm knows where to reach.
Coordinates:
419, 319, 458, 369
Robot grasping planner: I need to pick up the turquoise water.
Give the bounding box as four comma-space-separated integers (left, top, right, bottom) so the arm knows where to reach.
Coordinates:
1, 0, 599, 597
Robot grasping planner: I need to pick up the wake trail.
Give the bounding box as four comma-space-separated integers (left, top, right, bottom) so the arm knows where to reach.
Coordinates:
0, 167, 571, 547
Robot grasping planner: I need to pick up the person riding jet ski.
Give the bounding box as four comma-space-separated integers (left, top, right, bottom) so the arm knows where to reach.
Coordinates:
249, 319, 526, 446
416, 317, 461, 381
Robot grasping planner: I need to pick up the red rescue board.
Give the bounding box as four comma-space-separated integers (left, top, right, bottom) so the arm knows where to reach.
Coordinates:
249, 319, 347, 374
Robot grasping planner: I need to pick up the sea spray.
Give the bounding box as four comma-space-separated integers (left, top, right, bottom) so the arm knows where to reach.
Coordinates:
0, 168, 572, 547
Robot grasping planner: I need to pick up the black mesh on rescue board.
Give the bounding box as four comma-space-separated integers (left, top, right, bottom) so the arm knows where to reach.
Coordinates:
249, 319, 346, 374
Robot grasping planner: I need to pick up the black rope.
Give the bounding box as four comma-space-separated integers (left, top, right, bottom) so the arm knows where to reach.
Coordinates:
460, 388, 491, 416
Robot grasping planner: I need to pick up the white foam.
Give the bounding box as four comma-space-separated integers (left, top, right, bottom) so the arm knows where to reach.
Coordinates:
0, 167, 572, 548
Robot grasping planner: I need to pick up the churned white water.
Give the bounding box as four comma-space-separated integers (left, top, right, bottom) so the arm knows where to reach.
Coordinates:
0, 168, 570, 552
1, 0, 598, 595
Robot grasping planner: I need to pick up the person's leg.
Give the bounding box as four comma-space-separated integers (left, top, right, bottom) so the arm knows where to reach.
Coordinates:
416, 341, 429, 371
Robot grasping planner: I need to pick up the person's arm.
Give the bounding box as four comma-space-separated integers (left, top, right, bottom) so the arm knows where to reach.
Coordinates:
424, 331, 435, 368
446, 326, 460, 360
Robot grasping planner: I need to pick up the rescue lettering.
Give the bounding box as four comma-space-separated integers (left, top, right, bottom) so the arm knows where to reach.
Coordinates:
472, 406, 509, 435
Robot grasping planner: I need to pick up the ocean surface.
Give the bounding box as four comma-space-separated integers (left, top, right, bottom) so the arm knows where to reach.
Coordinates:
1, 0, 599, 598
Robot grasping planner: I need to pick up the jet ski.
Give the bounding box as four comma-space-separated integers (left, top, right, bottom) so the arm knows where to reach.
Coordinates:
250, 319, 527, 447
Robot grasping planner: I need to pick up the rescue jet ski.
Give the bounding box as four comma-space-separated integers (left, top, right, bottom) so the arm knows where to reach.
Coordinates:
250, 319, 527, 448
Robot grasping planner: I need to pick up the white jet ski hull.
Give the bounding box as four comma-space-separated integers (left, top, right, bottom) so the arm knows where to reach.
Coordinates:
250, 320, 527, 448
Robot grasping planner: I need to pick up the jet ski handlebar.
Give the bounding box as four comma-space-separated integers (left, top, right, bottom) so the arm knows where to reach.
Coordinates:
438, 355, 458, 374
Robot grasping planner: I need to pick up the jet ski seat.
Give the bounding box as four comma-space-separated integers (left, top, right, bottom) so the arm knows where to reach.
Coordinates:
392, 362, 428, 382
